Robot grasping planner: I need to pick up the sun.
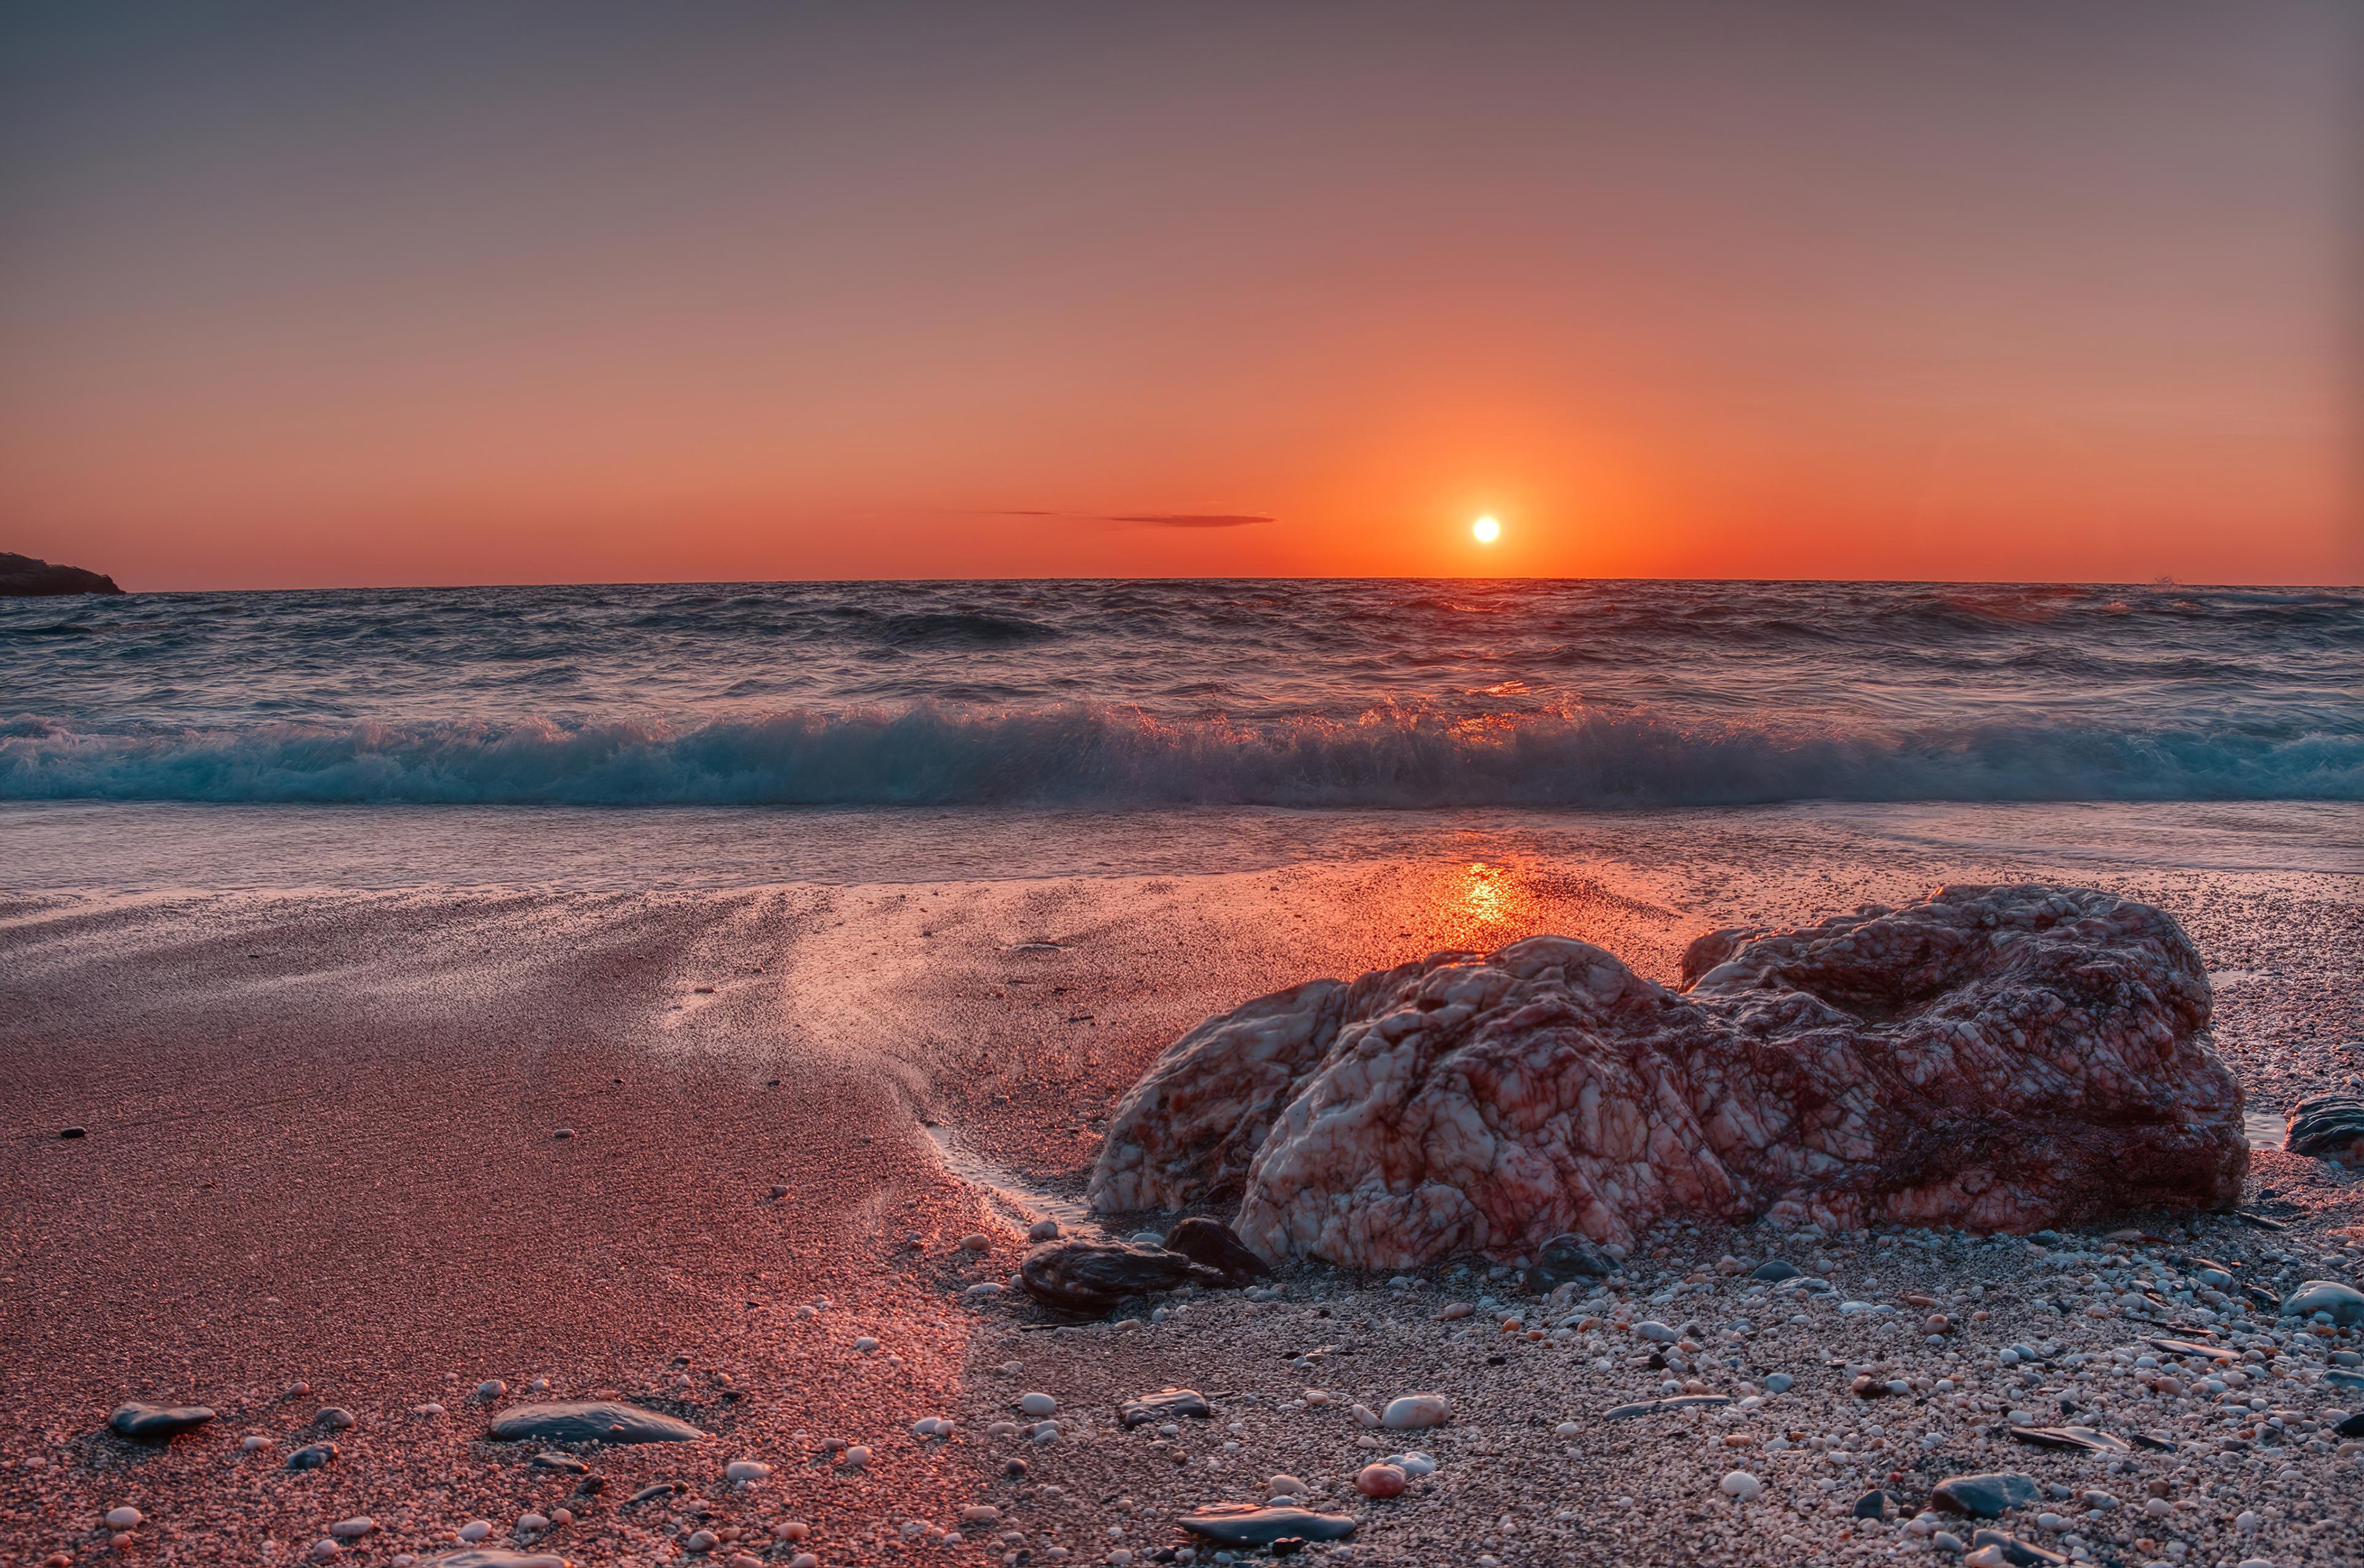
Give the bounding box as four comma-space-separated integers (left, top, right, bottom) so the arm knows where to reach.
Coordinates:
1471, 515, 1501, 544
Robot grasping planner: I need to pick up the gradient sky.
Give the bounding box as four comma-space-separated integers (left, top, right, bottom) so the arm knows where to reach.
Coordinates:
3, 1, 2357, 588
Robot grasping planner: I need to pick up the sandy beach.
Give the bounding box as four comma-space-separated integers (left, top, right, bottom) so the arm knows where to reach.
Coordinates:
3, 802, 2360, 1567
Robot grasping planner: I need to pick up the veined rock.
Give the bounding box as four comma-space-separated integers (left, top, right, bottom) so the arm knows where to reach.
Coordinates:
1089, 885, 2245, 1268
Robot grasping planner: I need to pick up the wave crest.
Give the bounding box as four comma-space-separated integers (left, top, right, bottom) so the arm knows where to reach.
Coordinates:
2, 704, 2356, 807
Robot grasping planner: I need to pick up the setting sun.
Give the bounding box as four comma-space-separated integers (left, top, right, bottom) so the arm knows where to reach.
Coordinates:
1472, 516, 1501, 545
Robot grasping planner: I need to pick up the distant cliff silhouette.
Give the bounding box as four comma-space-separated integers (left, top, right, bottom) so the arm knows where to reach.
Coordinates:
1, 553, 126, 596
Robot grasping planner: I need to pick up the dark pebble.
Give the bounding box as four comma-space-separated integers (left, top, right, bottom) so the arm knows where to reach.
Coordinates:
1120, 1388, 1213, 1428
1178, 1505, 1358, 1546
315, 1406, 356, 1430
2335, 1412, 2364, 1439
1018, 1239, 1226, 1312
1750, 1260, 1803, 1282
1852, 1489, 1896, 1521
1931, 1472, 2037, 1518
624, 1482, 681, 1508
488, 1401, 704, 1444
108, 1403, 216, 1441
1005, 1458, 1030, 1479
60, 1127, 87, 1139
286, 1442, 339, 1470
1163, 1217, 1273, 1285
1522, 1233, 1621, 1292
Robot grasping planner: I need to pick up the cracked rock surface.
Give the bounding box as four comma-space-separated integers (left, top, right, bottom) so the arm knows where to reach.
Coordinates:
1090, 885, 2247, 1268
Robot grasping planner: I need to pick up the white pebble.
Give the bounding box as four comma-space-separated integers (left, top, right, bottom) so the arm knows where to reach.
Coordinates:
727, 1458, 774, 1482
1720, 1471, 1761, 1501
2237, 1511, 2261, 1533
329, 1518, 374, 1540
1019, 1392, 1059, 1416
1380, 1394, 1451, 1430
1267, 1474, 1305, 1496
1029, 1219, 1060, 1242
311, 1542, 340, 1562
105, 1508, 142, 1530
457, 1522, 494, 1543
1553, 1421, 1581, 1438
515, 1513, 548, 1532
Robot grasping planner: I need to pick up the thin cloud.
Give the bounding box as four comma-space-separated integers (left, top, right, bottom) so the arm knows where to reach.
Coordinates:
1107, 513, 1269, 529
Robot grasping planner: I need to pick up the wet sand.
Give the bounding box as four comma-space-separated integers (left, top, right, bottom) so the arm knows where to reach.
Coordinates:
2, 805, 2360, 1564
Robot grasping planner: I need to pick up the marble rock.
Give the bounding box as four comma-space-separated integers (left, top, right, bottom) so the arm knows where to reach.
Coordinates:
1092, 885, 2245, 1267
2280, 1281, 2364, 1326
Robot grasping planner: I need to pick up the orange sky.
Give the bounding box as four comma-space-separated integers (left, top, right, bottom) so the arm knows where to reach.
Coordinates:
3, 3, 2357, 589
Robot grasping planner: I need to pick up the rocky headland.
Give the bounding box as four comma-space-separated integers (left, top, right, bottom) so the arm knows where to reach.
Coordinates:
0, 552, 125, 595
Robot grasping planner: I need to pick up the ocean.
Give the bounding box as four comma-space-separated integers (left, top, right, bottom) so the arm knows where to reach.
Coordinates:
4, 579, 2360, 810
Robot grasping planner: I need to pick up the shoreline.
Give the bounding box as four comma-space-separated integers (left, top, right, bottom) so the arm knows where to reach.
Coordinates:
2, 805, 2359, 1564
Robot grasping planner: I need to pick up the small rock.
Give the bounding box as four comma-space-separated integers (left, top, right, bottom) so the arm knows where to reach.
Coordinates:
1523, 1233, 1621, 1290
623, 1485, 677, 1508
515, 1513, 548, 1532
2280, 1281, 2364, 1325
1719, 1471, 1761, 1501
241, 1436, 273, 1451
529, 1452, 589, 1473
1378, 1394, 1450, 1430
843, 1444, 870, 1468
686, 1530, 718, 1552
486, 1402, 705, 1444
1019, 1239, 1224, 1311
551, 1128, 575, 1140
1750, 1259, 1803, 1281
1605, 1395, 1731, 1419
1178, 1505, 1358, 1546
1019, 1392, 1059, 1416
1266, 1473, 1305, 1496
1932, 1473, 2039, 1519
315, 1407, 356, 1430
2007, 1426, 2129, 1455
108, 1402, 215, 1441
1119, 1388, 1211, 1428
60, 1126, 86, 1138
1130, 1230, 1167, 1247
1356, 1463, 1407, 1498
312, 1541, 340, 1562
475, 1380, 508, 1400
1633, 1320, 1678, 1343
960, 1233, 992, 1252
1852, 1489, 1897, 1521
2285, 1093, 2364, 1165
960, 1506, 1000, 1525
1028, 1219, 1061, 1242
286, 1443, 339, 1471
725, 1458, 773, 1482
1763, 1373, 1793, 1394
329, 1519, 375, 1540
103, 1508, 142, 1530
1969, 1530, 2066, 1567
1164, 1216, 1275, 1284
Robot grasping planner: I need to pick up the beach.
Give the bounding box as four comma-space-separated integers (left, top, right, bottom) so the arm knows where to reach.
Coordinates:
4, 800, 2360, 1566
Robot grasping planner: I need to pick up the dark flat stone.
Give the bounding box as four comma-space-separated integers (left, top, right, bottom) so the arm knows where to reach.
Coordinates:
1019, 1239, 1226, 1312
2285, 1093, 2364, 1161
625, 1482, 681, 1507
1750, 1260, 1804, 1282
1179, 1505, 1357, 1546
108, 1403, 216, 1441
286, 1442, 339, 1470
2336, 1412, 2364, 1439
487, 1402, 705, 1444
1605, 1395, 1731, 1418
1931, 1472, 2037, 1518
2129, 1433, 2181, 1453
2008, 1426, 2129, 1455
1120, 1388, 1212, 1428
1164, 1218, 1271, 1284
1971, 1530, 2066, 1567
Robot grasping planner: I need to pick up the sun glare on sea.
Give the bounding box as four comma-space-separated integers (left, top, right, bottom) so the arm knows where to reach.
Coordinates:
1471, 516, 1501, 544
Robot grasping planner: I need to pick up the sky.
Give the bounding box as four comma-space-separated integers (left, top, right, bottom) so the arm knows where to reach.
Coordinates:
2, 1, 2357, 589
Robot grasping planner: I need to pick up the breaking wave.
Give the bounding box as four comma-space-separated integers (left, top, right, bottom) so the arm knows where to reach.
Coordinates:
3, 705, 2356, 807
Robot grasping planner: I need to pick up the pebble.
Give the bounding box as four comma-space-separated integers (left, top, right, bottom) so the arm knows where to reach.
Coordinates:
1020, 1391, 1059, 1416
854, 1337, 881, 1353
107, 1402, 217, 1441
1932, 1473, 2039, 1519
312, 1540, 340, 1561
1750, 1260, 1803, 1281
315, 1407, 356, 1429
1356, 1463, 1407, 1498
1763, 1373, 1793, 1394
528, 1452, 588, 1473
1719, 1471, 1761, 1501
685, 1530, 718, 1552
103, 1508, 142, 1530
726, 1458, 774, 1482
1120, 1388, 1211, 1427
286, 1443, 339, 1471
516, 1513, 549, 1532
1130, 1231, 1167, 1247
1633, 1320, 1679, 1343
329, 1518, 375, 1540
486, 1401, 705, 1444
1029, 1219, 1061, 1242
843, 1444, 871, 1468
475, 1380, 507, 1399
1266, 1474, 1305, 1496
458, 1522, 495, 1543
1178, 1505, 1359, 1545
550, 1128, 574, 1140
2280, 1281, 2364, 1325
773, 1522, 811, 1541
241, 1436, 273, 1451
961, 1232, 992, 1251
1378, 1394, 1450, 1430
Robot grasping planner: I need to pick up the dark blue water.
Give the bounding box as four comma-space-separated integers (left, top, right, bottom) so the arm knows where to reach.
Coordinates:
2, 580, 2358, 806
